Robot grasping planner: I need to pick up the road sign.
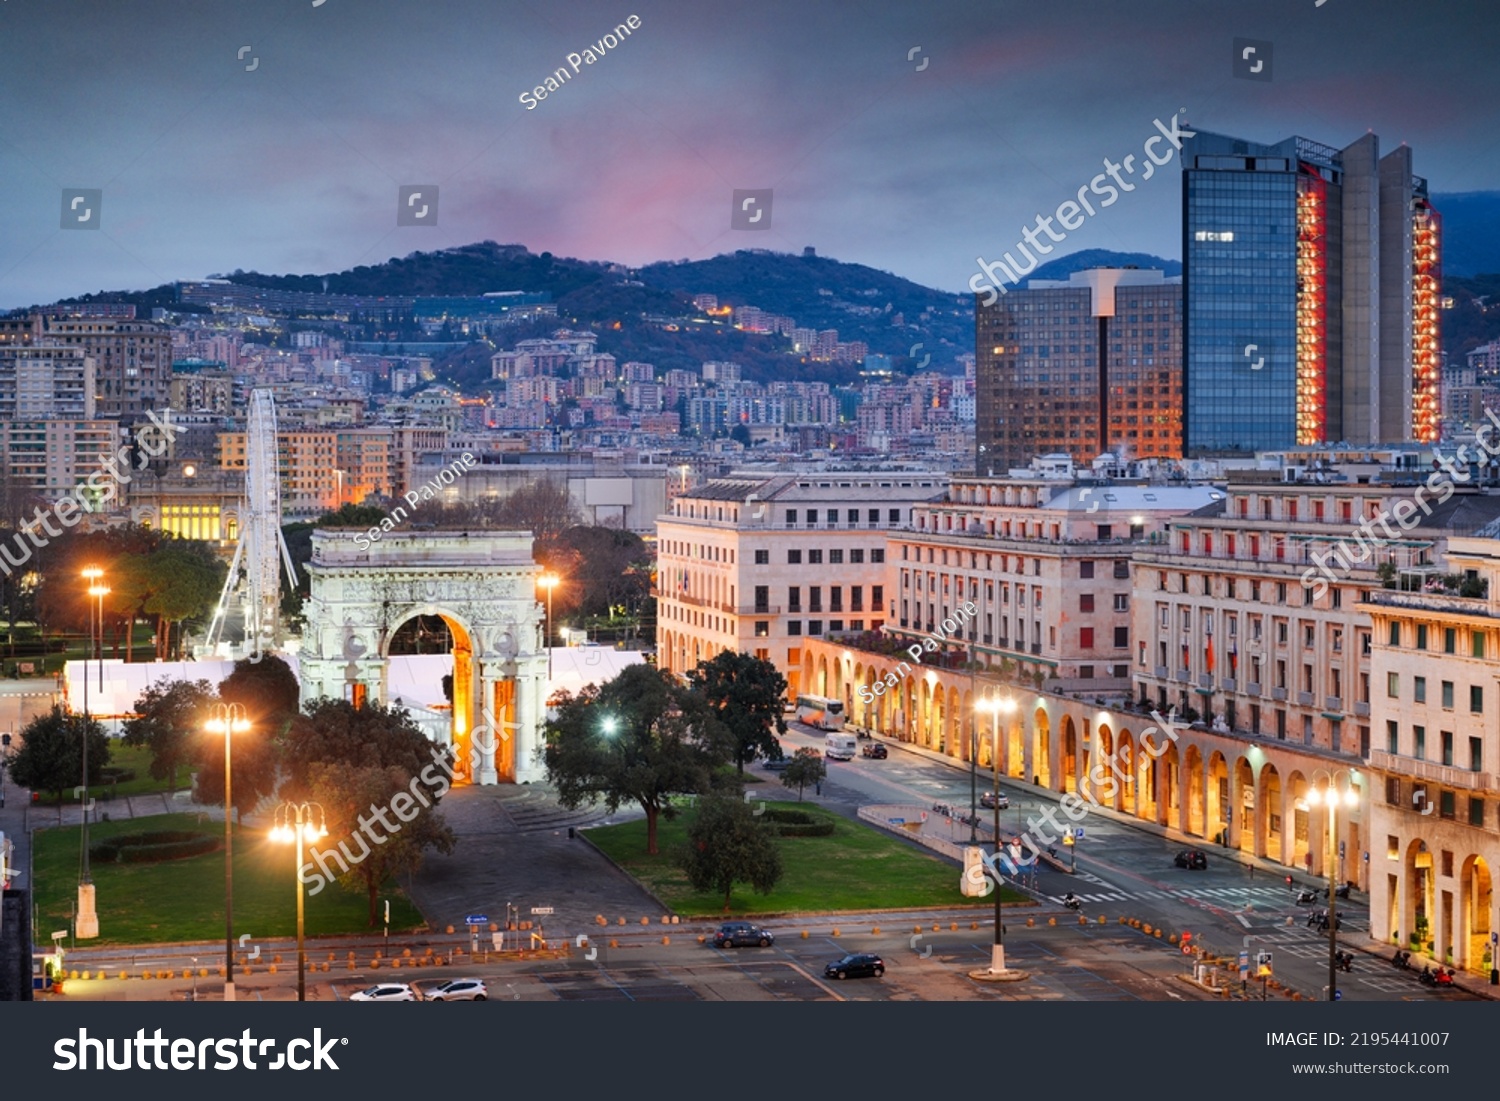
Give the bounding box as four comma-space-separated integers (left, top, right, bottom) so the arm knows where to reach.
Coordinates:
1339, 841, 1346, 858
531, 906, 554, 915
888, 818, 906, 826
1492, 931, 1498, 945
464, 914, 489, 925
1239, 949, 1249, 981
1074, 828, 1085, 840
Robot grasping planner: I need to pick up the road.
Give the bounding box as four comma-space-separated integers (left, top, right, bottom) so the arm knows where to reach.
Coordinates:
774, 721, 1485, 1003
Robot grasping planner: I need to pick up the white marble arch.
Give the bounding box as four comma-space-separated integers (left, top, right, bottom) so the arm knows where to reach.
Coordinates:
298, 530, 547, 784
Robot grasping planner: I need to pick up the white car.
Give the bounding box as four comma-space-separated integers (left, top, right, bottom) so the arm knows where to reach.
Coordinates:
427, 978, 488, 1002
349, 983, 418, 1002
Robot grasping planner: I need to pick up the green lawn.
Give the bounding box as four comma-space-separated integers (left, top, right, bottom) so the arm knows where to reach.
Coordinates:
586, 801, 1027, 917
29, 743, 184, 805
33, 812, 427, 945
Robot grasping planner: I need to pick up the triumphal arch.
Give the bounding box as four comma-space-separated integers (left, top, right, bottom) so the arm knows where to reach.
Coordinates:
298, 530, 548, 784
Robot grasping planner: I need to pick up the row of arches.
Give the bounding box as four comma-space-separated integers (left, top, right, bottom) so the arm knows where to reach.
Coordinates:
807, 650, 1368, 883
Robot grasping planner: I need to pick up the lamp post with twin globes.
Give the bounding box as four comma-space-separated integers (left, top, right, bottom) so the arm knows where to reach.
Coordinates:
205, 702, 251, 1001
975, 691, 1020, 979
1305, 769, 1359, 1002
270, 802, 328, 1003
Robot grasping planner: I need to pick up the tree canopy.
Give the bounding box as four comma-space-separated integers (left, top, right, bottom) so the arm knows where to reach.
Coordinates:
686, 651, 788, 773
9, 705, 110, 807
121, 677, 217, 791
677, 793, 783, 909
781, 747, 827, 802
543, 663, 724, 853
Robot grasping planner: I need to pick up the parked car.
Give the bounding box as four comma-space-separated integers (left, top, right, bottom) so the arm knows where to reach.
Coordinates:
426, 978, 487, 1002
824, 953, 884, 979
860, 743, 888, 759
349, 983, 418, 1002
761, 754, 793, 771
713, 921, 775, 948
980, 791, 1010, 810
1174, 849, 1208, 870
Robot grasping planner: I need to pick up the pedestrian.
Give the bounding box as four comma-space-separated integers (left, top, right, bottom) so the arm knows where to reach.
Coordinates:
815, 780, 821, 796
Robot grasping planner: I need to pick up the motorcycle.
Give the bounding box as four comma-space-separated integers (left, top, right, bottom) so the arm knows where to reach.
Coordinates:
1295, 889, 1318, 906
1391, 949, 1412, 970
1063, 895, 1082, 911
1418, 966, 1437, 987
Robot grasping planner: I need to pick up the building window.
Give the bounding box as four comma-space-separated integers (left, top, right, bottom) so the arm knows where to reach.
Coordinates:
1470, 797, 1486, 826
1442, 730, 1454, 766
1079, 665, 1095, 679
754, 621, 769, 637
786, 509, 798, 524
1441, 681, 1454, 709
1471, 685, 1484, 714
754, 549, 769, 565
1386, 720, 1398, 753
1444, 627, 1456, 654
872, 585, 884, 608
829, 620, 844, 633
1080, 560, 1094, 579
1114, 626, 1128, 647
851, 587, 864, 612
788, 621, 802, 636
1386, 777, 1401, 805
1080, 594, 1094, 613
788, 550, 802, 564
1471, 736, 1483, 772
754, 585, 769, 613
850, 549, 865, 564
1080, 627, 1094, 649
830, 549, 844, 564
1474, 631, 1486, 659
809, 550, 823, 565
872, 549, 885, 563
1114, 594, 1128, 612
788, 586, 801, 612
1387, 672, 1399, 699
1417, 625, 1428, 649
1440, 791, 1456, 820
1388, 622, 1400, 646
1414, 725, 1426, 759
830, 587, 843, 612
809, 587, 822, 612
807, 621, 823, 636
1414, 676, 1426, 704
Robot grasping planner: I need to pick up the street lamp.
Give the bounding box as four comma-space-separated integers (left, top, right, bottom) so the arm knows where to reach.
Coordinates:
1305, 770, 1359, 1002
271, 802, 328, 1003
205, 701, 251, 1001
76, 568, 106, 940
538, 572, 560, 681
976, 691, 1018, 977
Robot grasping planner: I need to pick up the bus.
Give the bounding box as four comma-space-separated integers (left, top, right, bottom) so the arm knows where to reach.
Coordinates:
794, 695, 845, 731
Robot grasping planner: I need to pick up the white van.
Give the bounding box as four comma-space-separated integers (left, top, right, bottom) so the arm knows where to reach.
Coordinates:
825, 734, 857, 760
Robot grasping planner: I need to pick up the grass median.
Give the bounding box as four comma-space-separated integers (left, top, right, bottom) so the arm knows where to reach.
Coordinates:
33, 812, 426, 945
585, 800, 1026, 917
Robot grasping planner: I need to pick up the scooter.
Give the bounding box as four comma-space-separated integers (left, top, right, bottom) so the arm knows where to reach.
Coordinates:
1418, 966, 1437, 987
1063, 895, 1082, 911
1296, 888, 1318, 906
1391, 949, 1412, 970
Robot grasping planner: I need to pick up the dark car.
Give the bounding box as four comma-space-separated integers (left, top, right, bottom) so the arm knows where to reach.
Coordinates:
1175, 849, 1208, 869
713, 921, 775, 948
761, 755, 793, 771
980, 791, 1010, 810
824, 953, 884, 979
860, 743, 888, 759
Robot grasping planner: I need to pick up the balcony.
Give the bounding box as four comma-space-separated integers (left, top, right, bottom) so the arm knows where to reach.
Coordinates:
1298, 691, 1315, 706
1370, 749, 1494, 791
1272, 687, 1288, 701
740, 605, 781, 616
1221, 677, 1237, 692
1030, 643, 1042, 655
1354, 701, 1370, 717
1366, 587, 1497, 618
1154, 665, 1169, 679
1246, 682, 1261, 696
1198, 674, 1214, 689
1324, 696, 1342, 713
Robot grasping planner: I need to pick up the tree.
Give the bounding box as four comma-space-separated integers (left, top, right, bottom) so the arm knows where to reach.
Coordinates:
729, 423, 752, 447
490, 478, 580, 545
781, 747, 826, 802
219, 654, 302, 734
543, 663, 722, 854
686, 651, 788, 773
304, 761, 456, 927
538, 526, 653, 622
140, 542, 226, 659
677, 793, 783, 910
282, 698, 452, 796
9, 706, 109, 815
121, 677, 217, 791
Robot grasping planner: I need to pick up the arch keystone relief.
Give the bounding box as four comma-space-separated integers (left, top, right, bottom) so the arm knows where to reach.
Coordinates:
299, 530, 547, 784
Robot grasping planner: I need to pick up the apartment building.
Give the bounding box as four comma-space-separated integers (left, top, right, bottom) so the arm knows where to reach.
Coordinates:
1363, 532, 1500, 975
0, 345, 95, 420
656, 472, 945, 696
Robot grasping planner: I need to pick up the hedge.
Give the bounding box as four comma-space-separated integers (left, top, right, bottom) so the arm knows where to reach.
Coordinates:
90, 830, 220, 865
776, 821, 837, 838
761, 808, 817, 825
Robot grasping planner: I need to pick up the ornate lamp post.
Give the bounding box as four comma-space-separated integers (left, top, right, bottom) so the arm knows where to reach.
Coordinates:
1305, 769, 1359, 1001
270, 802, 328, 1003
205, 702, 251, 1001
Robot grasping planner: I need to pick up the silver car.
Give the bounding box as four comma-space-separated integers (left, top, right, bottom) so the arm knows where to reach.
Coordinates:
427, 978, 488, 1002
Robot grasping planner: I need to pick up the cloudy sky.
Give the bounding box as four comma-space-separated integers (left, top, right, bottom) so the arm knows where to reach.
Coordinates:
0, 0, 1495, 309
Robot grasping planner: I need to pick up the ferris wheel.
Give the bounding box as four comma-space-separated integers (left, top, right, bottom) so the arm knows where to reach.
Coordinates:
205, 389, 298, 659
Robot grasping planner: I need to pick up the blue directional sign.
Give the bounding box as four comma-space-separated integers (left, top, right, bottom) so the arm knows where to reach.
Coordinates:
465, 914, 489, 925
